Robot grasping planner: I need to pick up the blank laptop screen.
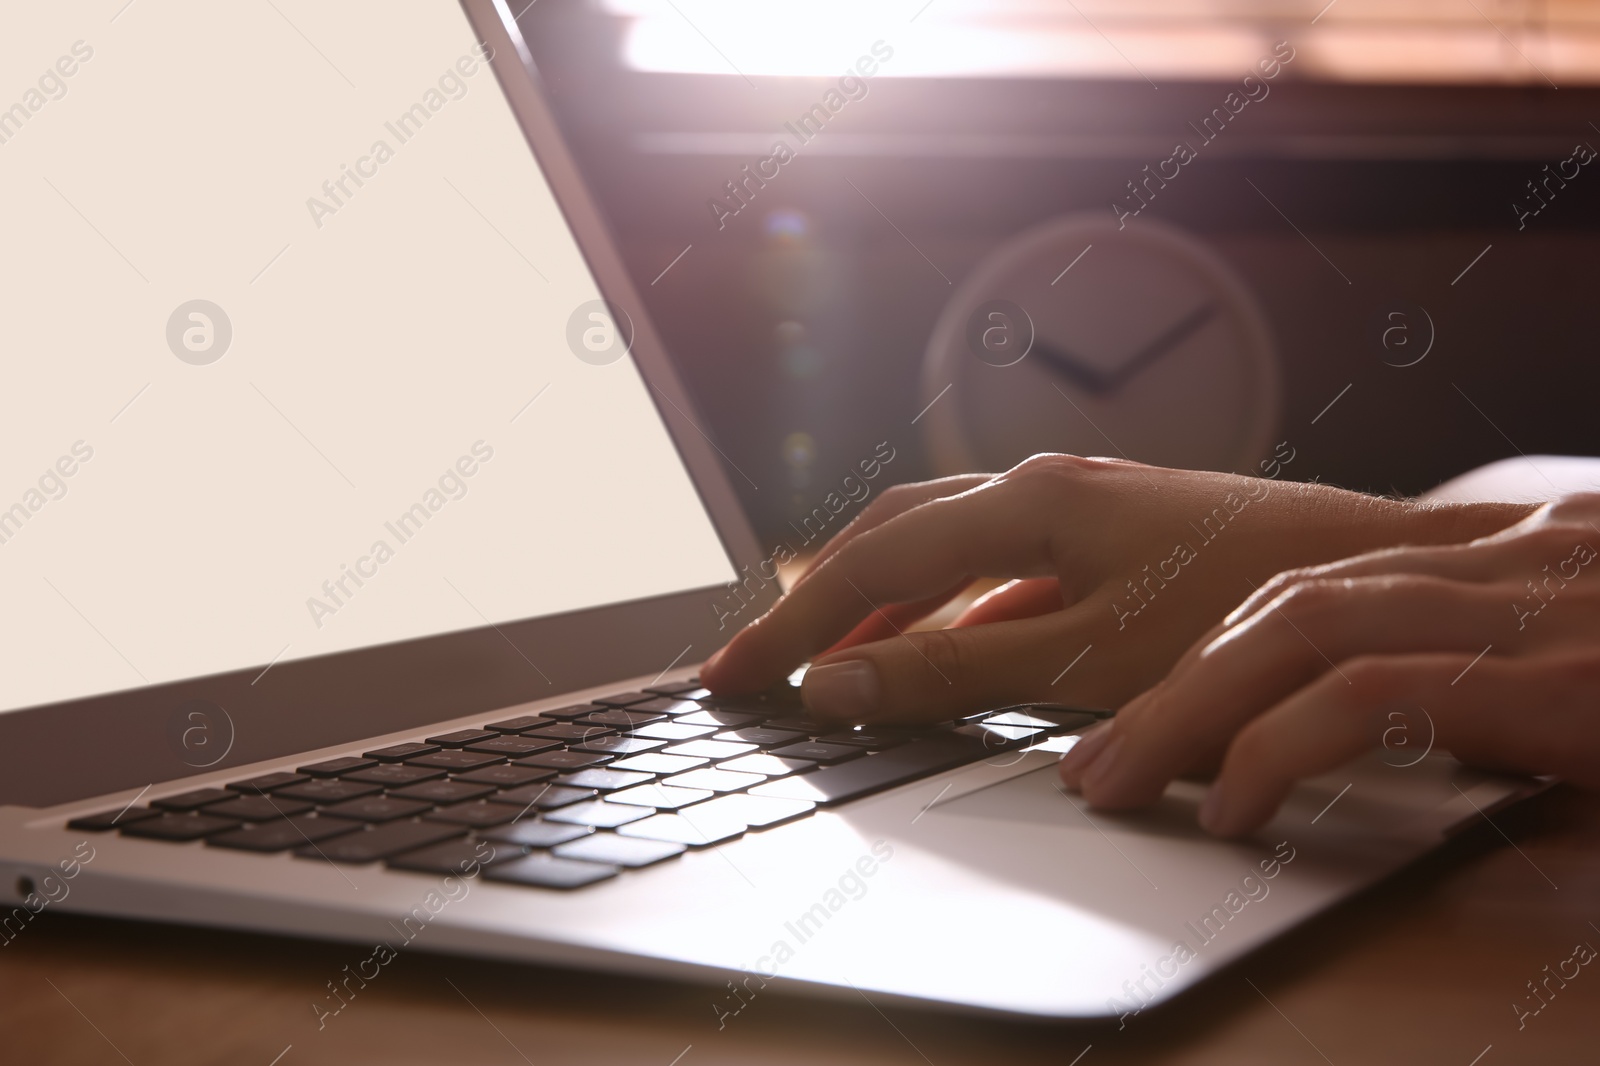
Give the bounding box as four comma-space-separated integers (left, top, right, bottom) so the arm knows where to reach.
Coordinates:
0, 1, 737, 714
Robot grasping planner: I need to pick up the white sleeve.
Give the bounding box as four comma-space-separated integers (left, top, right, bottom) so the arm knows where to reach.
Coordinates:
1424, 456, 1600, 504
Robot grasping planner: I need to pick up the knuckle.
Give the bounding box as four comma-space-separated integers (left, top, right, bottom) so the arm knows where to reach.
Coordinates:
1262, 566, 1318, 597
906, 626, 977, 688
1543, 492, 1600, 524
1273, 578, 1346, 621
1340, 654, 1400, 699
1008, 452, 1103, 484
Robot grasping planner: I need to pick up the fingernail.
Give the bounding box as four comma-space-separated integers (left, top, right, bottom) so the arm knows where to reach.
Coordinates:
1079, 734, 1126, 795
802, 660, 879, 720
1058, 725, 1113, 787
1199, 781, 1228, 835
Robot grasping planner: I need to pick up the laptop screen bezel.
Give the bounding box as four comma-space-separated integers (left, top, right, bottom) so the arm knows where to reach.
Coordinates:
0, 0, 778, 808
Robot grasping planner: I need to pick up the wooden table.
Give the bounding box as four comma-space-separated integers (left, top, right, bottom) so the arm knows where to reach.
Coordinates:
4, 785, 1596, 1065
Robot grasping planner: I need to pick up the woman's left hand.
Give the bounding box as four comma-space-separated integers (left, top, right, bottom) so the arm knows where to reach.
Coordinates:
1060, 494, 1600, 836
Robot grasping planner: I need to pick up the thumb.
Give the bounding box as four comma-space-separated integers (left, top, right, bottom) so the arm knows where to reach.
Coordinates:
800, 611, 1068, 724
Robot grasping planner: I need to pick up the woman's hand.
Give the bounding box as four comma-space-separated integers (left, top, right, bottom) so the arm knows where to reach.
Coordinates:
1059, 493, 1600, 836
702, 453, 1533, 723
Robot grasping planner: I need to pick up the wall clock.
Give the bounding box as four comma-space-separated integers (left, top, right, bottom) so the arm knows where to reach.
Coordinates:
920, 215, 1280, 477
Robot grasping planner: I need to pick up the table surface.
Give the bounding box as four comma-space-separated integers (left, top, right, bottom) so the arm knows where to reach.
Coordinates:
3, 784, 1596, 1065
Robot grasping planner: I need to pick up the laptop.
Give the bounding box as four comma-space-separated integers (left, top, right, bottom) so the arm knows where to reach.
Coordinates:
0, 0, 1539, 1021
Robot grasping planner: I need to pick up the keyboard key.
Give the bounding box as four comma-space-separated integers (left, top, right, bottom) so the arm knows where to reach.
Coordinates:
463, 736, 563, 757
67, 806, 163, 832
643, 681, 706, 697
299, 757, 377, 777
122, 813, 240, 841
297, 820, 465, 863
752, 735, 986, 807
385, 839, 523, 875
692, 793, 817, 829
663, 768, 766, 793
227, 772, 309, 794
427, 729, 499, 747
607, 783, 713, 809
591, 691, 654, 707
389, 780, 497, 805
665, 739, 757, 760
322, 796, 435, 823
484, 715, 560, 734
571, 736, 666, 757
676, 709, 763, 729
951, 722, 1045, 746
276, 778, 383, 804
203, 795, 315, 822
627, 697, 702, 716
495, 783, 596, 810
344, 764, 445, 786
344, 758, 444, 784
544, 800, 654, 828
816, 728, 917, 749
555, 769, 655, 792
616, 813, 745, 847
581, 710, 666, 729
768, 741, 863, 765
537, 703, 607, 720
484, 853, 618, 889
151, 788, 234, 812
365, 742, 441, 761
423, 801, 525, 828
407, 750, 504, 771
982, 707, 1102, 730
481, 820, 594, 849
719, 754, 814, 777
208, 814, 361, 852
760, 717, 831, 734
515, 750, 611, 771
629, 721, 717, 742
554, 834, 684, 868
453, 765, 554, 788
701, 687, 803, 713
525, 723, 617, 742
609, 753, 708, 774
714, 728, 808, 748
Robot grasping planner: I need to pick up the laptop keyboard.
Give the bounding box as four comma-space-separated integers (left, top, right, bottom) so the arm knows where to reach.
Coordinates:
67, 681, 1101, 890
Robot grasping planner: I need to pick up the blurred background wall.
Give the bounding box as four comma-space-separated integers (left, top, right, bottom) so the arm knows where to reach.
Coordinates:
517, 0, 1600, 546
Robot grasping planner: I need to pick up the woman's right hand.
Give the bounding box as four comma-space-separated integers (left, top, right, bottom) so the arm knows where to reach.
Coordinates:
702, 453, 1534, 724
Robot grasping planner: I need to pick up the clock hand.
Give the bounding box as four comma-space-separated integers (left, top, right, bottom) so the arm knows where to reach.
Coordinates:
1026, 339, 1115, 395
1102, 301, 1219, 392
1027, 303, 1219, 396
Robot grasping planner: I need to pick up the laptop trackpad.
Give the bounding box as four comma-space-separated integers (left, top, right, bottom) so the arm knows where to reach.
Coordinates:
935, 763, 1205, 836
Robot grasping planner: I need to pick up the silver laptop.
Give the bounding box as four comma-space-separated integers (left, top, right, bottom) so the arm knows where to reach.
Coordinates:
0, 0, 1537, 1021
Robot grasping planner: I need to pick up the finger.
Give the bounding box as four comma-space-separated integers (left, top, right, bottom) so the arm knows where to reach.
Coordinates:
801, 609, 1072, 723
1198, 651, 1599, 836
1070, 575, 1519, 808
819, 576, 1061, 660
705, 475, 1060, 694
736, 477, 994, 667
790, 475, 992, 591
814, 580, 972, 659
950, 578, 1064, 628
1223, 521, 1599, 628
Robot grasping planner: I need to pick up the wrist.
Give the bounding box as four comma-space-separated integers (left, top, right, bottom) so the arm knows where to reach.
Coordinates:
1264, 482, 1535, 566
